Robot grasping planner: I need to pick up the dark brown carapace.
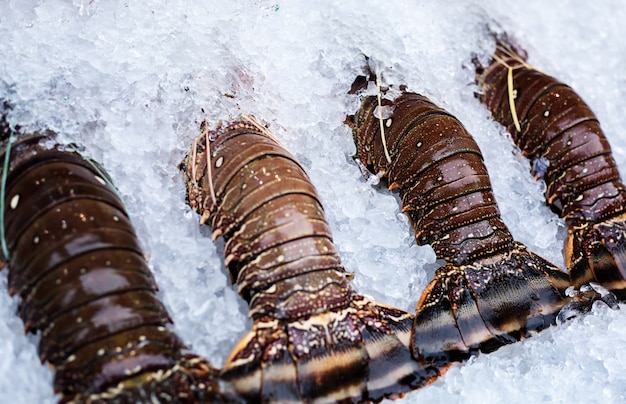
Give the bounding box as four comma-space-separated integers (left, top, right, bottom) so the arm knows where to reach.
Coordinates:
346, 86, 572, 372
180, 116, 435, 403
476, 41, 626, 299
0, 106, 221, 403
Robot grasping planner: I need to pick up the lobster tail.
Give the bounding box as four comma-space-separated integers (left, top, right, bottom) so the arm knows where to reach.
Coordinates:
476, 40, 626, 300
348, 84, 572, 370
181, 117, 434, 402
0, 106, 223, 402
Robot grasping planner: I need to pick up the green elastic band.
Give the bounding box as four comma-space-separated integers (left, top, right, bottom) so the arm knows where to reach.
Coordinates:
0, 126, 15, 259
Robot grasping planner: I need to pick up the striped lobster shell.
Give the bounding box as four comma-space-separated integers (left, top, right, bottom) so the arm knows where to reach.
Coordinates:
476, 40, 626, 299
0, 107, 220, 403
180, 116, 434, 403
346, 84, 572, 372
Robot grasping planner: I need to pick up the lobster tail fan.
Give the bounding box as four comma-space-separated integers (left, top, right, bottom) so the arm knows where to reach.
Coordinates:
221, 297, 435, 403
412, 244, 571, 370
567, 214, 626, 299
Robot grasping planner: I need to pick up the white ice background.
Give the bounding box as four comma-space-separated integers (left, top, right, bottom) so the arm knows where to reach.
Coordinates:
1, 0, 626, 402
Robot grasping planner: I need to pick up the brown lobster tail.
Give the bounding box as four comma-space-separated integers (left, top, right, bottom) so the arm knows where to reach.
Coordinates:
476, 40, 626, 299
0, 110, 222, 402
349, 92, 516, 265
348, 87, 571, 367
181, 117, 435, 403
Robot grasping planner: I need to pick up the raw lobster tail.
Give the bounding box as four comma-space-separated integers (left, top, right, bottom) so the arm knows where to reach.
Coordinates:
0, 108, 221, 403
476, 40, 626, 299
181, 117, 434, 403
347, 87, 572, 371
